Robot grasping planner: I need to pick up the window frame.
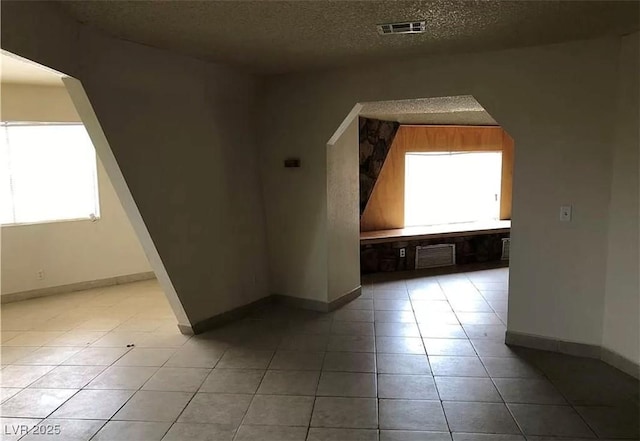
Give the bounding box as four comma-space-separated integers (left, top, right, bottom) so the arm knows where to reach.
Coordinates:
404, 150, 504, 227
360, 125, 514, 232
1, 121, 101, 227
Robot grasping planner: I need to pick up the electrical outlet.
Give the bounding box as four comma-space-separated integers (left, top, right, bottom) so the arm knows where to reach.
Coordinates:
36, 270, 45, 280
400, 248, 406, 258
559, 205, 572, 222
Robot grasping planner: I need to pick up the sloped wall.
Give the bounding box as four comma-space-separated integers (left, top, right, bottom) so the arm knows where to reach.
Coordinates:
359, 117, 399, 215
1, 1, 270, 329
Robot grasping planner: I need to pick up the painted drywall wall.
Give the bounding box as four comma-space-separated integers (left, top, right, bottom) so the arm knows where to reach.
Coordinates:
260, 37, 621, 346
327, 106, 361, 302
1, 83, 76, 122
3, 1, 635, 348
1, 1, 271, 326
602, 32, 640, 364
0, 83, 152, 295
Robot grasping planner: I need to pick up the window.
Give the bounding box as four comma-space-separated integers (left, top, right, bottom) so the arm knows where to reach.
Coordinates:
404, 151, 502, 227
1, 123, 100, 226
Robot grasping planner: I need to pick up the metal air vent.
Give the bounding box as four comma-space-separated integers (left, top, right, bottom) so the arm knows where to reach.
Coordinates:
377, 21, 426, 35
415, 244, 456, 269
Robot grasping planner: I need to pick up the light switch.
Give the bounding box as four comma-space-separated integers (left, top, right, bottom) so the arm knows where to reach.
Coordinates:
560, 205, 572, 222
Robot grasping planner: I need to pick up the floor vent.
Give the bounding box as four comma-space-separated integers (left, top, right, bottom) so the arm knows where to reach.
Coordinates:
501, 238, 511, 260
415, 244, 456, 269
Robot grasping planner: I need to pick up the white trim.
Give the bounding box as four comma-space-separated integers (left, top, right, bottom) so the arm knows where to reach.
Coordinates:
327, 103, 363, 146
1, 215, 101, 228
1, 272, 156, 303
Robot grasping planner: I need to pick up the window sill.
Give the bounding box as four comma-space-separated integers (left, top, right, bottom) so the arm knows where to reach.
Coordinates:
360, 220, 511, 245
2, 216, 101, 228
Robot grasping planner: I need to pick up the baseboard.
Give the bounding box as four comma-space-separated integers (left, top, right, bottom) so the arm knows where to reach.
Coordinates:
182, 286, 362, 335
601, 346, 640, 379
328, 286, 362, 311
275, 286, 362, 313
177, 323, 196, 336
506, 330, 640, 379
274, 294, 329, 312
185, 296, 274, 335
0, 271, 156, 304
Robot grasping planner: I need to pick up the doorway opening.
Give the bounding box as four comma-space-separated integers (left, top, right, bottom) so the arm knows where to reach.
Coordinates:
0, 51, 189, 334
356, 96, 513, 276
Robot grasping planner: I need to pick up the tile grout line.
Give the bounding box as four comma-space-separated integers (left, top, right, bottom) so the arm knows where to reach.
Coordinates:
372, 291, 382, 436
177, 340, 234, 436
461, 273, 526, 438
230, 327, 291, 441
414, 277, 452, 436
532, 367, 601, 439
472, 275, 601, 440
304, 340, 329, 440
3, 271, 632, 440
438, 272, 526, 438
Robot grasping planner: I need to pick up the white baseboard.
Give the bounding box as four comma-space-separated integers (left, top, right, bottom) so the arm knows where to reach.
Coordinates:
1, 272, 156, 304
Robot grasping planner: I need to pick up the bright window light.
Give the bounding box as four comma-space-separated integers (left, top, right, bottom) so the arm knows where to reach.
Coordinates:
404, 151, 502, 227
1, 123, 100, 226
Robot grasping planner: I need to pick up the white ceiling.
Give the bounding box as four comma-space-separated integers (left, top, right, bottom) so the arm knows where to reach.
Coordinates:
360, 96, 497, 126
1, 52, 64, 86
57, 0, 639, 73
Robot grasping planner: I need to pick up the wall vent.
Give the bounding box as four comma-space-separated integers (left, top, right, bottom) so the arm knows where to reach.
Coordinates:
415, 244, 456, 269
501, 238, 511, 260
377, 21, 426, 35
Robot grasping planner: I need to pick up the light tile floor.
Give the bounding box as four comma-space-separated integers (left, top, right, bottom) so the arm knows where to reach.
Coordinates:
1, 270, 638, 440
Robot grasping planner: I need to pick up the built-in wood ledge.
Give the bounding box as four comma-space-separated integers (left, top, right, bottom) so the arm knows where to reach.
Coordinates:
360, 220, 511, 245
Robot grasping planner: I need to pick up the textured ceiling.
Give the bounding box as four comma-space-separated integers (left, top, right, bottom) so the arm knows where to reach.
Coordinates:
1, 52, 64, 86
57, 1, 639, 74
360, 96, 497, 126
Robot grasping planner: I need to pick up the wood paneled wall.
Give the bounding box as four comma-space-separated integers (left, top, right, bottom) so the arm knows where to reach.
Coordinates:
360, 125, 514, 232
500, 130, 515, 220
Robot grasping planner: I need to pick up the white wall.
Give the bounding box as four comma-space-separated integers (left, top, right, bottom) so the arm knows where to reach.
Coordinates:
1, 83, 77, 122
327, 106, 361, 302
602, 32, 640, 364
77, 35, 271, 325
0, 83, 152, 295
3, 1, 636, 349
259, 37, 621, 347
1, 1, 271, 326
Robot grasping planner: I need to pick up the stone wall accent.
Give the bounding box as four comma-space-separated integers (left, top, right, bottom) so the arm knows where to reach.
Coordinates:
361, 232, 509, 274
359, 117, 400, 215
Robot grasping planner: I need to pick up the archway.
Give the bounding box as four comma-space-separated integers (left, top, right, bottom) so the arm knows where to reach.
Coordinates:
327, 95, 515, 332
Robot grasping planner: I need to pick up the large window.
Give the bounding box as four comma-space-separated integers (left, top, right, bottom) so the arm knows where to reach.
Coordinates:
404, 151, 502, 227
1, 123, 100, 226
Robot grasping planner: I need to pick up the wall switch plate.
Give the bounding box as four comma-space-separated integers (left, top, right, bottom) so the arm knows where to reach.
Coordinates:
400, 248, 406, 258
560, 205, 572, 222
